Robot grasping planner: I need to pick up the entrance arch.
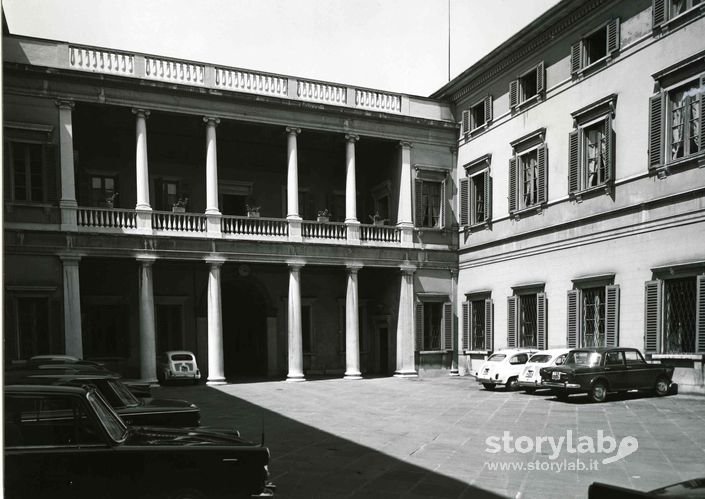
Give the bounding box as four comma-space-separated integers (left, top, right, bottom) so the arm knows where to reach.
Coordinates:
221, 277, 269, 378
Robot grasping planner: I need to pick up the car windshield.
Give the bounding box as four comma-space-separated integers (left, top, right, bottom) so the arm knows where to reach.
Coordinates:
488, 354, 506, 362
171, 354, 193, 361
87, 390, 127, 442
107, 379, 140, 407
566, 351, 602, 366
528, 354, 551, 363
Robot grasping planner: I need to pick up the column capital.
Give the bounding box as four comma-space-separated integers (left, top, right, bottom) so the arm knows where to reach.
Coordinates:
132, 108, 151, 119
285, 126, 301, 135
58, 253, 82, 264
203, 116, 221, 126
287, 259, 306, 271
136, 254, 158, 265
345, 133, 359, 143
204, 255, 227, 267
55, 99, 75, 110
398, 140, 413, 149
399, 262, 416, 274
449, 268, 459, 278
346, 263, 364, 273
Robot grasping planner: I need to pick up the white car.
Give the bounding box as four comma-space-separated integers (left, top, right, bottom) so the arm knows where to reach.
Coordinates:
157, 350, 201, 384
475, 349, 537, 391
517, 348, 570, 393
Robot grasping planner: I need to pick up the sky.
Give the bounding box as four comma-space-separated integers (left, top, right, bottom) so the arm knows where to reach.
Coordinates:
3, 0, 561, 97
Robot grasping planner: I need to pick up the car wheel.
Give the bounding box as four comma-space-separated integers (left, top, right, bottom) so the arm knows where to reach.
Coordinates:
524, 387, 536, 394
169, 488, 206, 499
654, 377, 669, 397
482, 383, 495, 391
589, 381, 608, 403
505, 377, 519, 391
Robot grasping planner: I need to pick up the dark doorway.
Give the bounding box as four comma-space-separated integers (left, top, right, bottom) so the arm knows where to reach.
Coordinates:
379, 326, 389, 374
221, 278, 268, 377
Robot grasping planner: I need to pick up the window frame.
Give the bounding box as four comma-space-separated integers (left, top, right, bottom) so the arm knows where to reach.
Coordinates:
462, 294, 493, 353
509, 61, 545, 111
567, 276, 620, 349
653, 0, 704, 30
507, 285, 546, 350
570, 19, 620, 77
414, 168, 447, 229
459, 154, 492, 230
415, 296, 452, 353
6, 139, 49, 204
89, 173, 119, 208
461, 95, 493, 138
509, 128, 547, 217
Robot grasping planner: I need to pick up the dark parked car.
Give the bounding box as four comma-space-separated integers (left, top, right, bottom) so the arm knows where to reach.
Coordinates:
4, 384, 274, 499
589, 477, 705, 498
6, 368, 201, 427
540, 347, 674, 402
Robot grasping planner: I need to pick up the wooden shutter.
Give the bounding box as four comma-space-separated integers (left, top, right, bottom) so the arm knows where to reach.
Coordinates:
699, 74, 705, 155
567, 289, 580, 348
443, 302, 453, 350
509, 80, 518, 109
461, 110, 470, 137
648, 94, 664, 169
459, 177, 469, 226
696, 275, 705, 354
644, 280, 662, 353
568, 130, 580, 194
507, 296, 518, 348
462, 301, 470, 351
484, 95, 493, 124
484, 173, 492, 224
652, 0, 666, 27
605, 285, 620, 348
484, 298, 493, 351
536, 61, 545, 96
604, 114, 614, 184
537, 293, 547, 350
508, 157, 517, 213
537, 144, 547, 204
570, 41, 582, 75
415, 302, 424, 351
414, 179, 424, 226
607, 18, 620, 55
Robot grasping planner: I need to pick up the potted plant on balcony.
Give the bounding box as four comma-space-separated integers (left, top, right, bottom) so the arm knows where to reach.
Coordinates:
246, 204, 261, 218
172, 196, 189, 213
104, 192, 119, 209
317, 208, 331, 222
369, 210, 388, 226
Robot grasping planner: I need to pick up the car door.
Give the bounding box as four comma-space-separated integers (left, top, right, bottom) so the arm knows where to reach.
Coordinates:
603, 350, 627, 391
624, 350, 654, 389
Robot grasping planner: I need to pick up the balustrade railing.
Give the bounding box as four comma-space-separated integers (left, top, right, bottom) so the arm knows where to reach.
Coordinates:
69, 46, 134, 75
145, 57, 205, 85
215, 68, 288, 97
222, 216, 288, 237
302, 221, 347, 240
360, 224, 401, 243
355, 89, 402, 113
77, 207, 137, 229
152, 211, 206, 232
297, 80, 347, 105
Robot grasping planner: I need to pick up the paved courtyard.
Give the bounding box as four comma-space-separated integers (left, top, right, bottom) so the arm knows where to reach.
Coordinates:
155, 376, 705, 499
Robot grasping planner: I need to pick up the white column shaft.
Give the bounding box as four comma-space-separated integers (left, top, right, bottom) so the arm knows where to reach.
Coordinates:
395, 269, 417, 376
58, 105, 76, 205
345, 137, 358, 223
397, 143, 413, 225
139, 261, 157, 382
62, 259, 82, 358
345, 269, 361, 378
205, 119, 220, 214
207, 263, 226, 384
287, 266, 304, 380
135, 111, 151, 210
286, 130, 300, 219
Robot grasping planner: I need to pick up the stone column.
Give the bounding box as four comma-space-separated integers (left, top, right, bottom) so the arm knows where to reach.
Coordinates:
287, 261, 305, 381
344, 134, 359, 223
397, 141, 414, 245
204, 117, 221, 215
56, 100, 77, 229
344, 264, 363, 379
394, 263, 418, 377
137, 255, 158, 383
60, 255, 82, 358
133, 109, 151, 210
286, 127, 302, 220
206, 257, 226, 385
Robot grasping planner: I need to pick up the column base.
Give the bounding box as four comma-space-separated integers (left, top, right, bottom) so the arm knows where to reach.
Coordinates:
206, 378, 227, 385
141, 377, 159, 385
344, 372, 362, 380
286, 375, 306, 382
393, 370, 418, 378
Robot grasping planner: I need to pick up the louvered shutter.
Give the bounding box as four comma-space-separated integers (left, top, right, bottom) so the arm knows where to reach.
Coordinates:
699, 74, 705, 154
484, 174, 492, 224
644, 280, 662, 353
462, 301, 470, 351
509, 80, 518, 109
485, 298, 493, 351
484, 95, 493, 124
567, 289, 580, 348
537, 293, 547, 350
443, 302, 453, 350
605, 285, 620, 347
696, 275, 705, 354
459, 177, 470, 226
440, 177, 446, 229
414, 179, 424, 226
570, 41, 582, 75
507, 296, 518, 348
649, 94, 664, 169
652, 0, 666, 27
461, 110, 470, 137
415, 302, 424, 351
537, 144, 547, 204
604, 114, 614, 184
607, 19, 620, 56
536, 61, 545, 97
568, 130, 580, 194
508, 157, 517, 213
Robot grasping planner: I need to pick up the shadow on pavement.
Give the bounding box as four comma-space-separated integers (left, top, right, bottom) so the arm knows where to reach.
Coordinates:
155, 383, 507, 499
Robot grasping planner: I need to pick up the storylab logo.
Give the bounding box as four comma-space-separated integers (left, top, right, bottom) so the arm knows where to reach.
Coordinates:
485, 430, 638, 466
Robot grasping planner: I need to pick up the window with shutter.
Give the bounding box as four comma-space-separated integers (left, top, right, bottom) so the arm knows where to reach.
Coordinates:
484, 299, 494, 351
508, 157, 517, 213
459, 178, 470, 227
571, 19, 620, 77
653, 0, 702, 28
536, 293, 547, 350
9, 141, 48, 204
443, 302, 453, 350
511, 61, 545, 110
461, 110, 470, 137
644, 280, 662, 353
605, 285, 620, 347
507, 296, 518, 348
462, 301, 470, 351
509, 128, 547, 216
414, 171, 446, 229
462, 155, 492, 229
567, 289, 580, 348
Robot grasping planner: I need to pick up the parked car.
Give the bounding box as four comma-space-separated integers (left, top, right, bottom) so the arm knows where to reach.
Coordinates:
589, 477, 705, 498
157, 350, 201, 384
475, 348, 538, 391
4, 384, 275, 499
6, 368, 201, 427
518, 349, 570, 393
540, 347, 675, 402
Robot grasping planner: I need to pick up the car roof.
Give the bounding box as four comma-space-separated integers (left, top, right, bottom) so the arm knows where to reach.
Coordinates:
6, 367, 119, 382
491, 349, 536, 354
569, 347, 640, 353
531, 348, 571, 355
4, 384, 90, 395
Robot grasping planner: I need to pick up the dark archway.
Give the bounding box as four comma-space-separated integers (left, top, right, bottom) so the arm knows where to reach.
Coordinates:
221, 277, 268, 378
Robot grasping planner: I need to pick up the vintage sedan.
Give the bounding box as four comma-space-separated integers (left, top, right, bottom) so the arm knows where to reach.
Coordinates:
518, 348, 570, 393
540, 347, 674, 402
4, 384, 274, 499
475, 348, 537, 391
157, 350, 201, 384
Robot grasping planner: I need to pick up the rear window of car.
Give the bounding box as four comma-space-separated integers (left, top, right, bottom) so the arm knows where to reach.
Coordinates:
566, 351, 601, 366
171, 354, 194, 361
528, 354, 551, 363
488, 354, 506, 362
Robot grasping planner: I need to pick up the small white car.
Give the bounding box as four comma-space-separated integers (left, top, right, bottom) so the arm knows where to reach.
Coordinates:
517, 348, 570, 393
475, 348, 537, 391
157, 350, 201, 384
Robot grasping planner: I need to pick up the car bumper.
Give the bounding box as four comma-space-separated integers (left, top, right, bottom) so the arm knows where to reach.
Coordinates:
518, 379, 540, 388
251, 483, 276, 497
477, 377, 504, 385
165, 372, 201, 380
541, 381, 582, 390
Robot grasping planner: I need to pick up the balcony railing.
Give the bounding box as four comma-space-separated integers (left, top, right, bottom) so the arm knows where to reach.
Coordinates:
222, 215, 288, 238
152, 211, 206, 232
302, 220, 347, 240
77, 207, 137, 229
360, 224, 401, 243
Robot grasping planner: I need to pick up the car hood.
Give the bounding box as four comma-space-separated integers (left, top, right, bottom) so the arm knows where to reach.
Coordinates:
125, 426, 255, 447
142, 398, 197, 409
119, 398, 198, 415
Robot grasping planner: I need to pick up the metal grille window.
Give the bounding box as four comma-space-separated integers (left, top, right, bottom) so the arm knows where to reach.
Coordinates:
471, 300, 486, 350
508, 291, 546, 350
567, 283, 619, 349
462, 298, 493, 351
416, 300, 452, 352
519, 294, 537, 348
582, 287, 605, 347
664, 277, 697, 353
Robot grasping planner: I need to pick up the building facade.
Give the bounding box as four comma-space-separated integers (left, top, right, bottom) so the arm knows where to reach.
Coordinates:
4, 0, 705, 390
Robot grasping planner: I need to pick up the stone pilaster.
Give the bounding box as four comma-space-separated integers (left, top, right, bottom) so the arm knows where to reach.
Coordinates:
287, 261, 305, 381
137, 255, 158, 383
344, 263, 363, 379
206, 256, 226, 385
